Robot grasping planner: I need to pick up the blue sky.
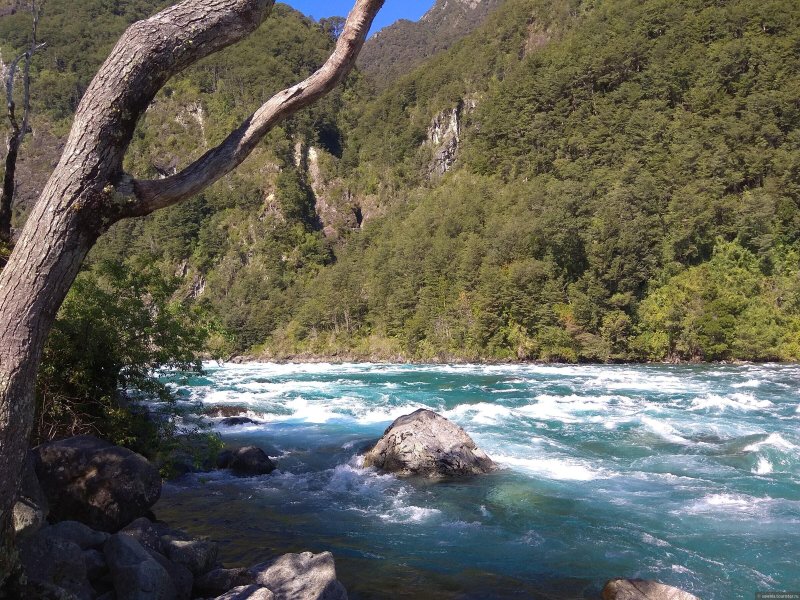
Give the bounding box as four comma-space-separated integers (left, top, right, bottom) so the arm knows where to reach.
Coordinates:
284, 0, 434, 35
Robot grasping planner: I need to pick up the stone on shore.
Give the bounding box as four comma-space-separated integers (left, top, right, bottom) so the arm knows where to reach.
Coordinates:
217, 446, 276, 476
13, 454, 50, 539
252, 551, 347, 600
162, 535, 219, 576
19, 529, 93, 600
120, 517, 167, 554
602, 579, 700, 600
215, 585, 275, 600
83, 548, 108, 581
33, 435, 161, 532
195, 568, 257, 598
104, 534, 177, 600
363, 408, 496, 478
48, 520, 110, 549
148, 549, 194, 600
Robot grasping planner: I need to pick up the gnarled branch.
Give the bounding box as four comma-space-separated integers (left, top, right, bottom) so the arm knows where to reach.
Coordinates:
0, 2, 384, 584
115, 0, 383, 219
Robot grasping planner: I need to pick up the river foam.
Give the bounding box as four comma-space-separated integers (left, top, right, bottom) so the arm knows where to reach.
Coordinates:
156, 362, 800, 600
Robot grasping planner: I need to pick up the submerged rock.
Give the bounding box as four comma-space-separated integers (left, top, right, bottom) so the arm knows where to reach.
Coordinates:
220, 416, 259, 427
203, 405, 251, 418
33, 435, 161, 532
602, 579, 700, 600
252, 551, 346, 600
363, 408, 496, 478
19, 529, 93, 599
217, 446, 276, 476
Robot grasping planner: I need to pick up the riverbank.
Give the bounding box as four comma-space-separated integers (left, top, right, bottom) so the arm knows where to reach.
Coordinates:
225, 350, 781, 367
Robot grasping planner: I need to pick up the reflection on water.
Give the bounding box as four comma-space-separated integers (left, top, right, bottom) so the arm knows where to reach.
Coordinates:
156, 363, 800, 599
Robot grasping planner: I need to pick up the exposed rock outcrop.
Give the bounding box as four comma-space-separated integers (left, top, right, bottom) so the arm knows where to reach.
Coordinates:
602, 579, 700, 600
363, 408, 496, 478
32, 435, 162, 532
251, 551, 347, 600
425, 98, 477, 176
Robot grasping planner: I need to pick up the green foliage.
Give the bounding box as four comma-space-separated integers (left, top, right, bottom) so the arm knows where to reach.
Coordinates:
269, 0, 800, 363
635, 241, 800, 361
36, 260, 207, 455
4, 0, 800, 364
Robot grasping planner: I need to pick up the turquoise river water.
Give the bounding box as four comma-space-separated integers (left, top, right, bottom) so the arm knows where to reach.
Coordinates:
155, 362, 800, 599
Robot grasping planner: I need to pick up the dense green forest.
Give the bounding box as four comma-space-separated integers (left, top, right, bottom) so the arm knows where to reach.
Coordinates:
3, 0, 800, 367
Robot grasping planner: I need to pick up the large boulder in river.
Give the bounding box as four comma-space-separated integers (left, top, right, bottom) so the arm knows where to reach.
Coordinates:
603, 579, 700, 600
217, 446, 276, 476
363, 408, 496, 478
33, 435, 161, 532
252, 551, 346, 600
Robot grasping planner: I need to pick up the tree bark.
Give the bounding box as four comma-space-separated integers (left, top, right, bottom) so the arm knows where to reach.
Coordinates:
0, 0, 383, 587
0, 136, 20, 243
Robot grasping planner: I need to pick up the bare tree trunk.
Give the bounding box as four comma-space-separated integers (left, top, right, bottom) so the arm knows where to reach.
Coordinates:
0, 136, 20, 242
0, 1, 44, 244
0, 0, 383, 586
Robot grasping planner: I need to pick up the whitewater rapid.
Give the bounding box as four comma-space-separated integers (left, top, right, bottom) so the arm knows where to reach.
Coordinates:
157, 362, 800, 599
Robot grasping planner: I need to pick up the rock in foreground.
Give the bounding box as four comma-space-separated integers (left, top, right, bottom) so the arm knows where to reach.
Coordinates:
13, 454, 49, 539
363, 408, 496, 478
603, 579, 700, 600
32, 435, 161, 532
252, 551, 346, 600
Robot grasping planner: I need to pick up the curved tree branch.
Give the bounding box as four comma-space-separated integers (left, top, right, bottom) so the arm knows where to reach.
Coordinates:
116, 0, 384, 219
0, 0, 384, 584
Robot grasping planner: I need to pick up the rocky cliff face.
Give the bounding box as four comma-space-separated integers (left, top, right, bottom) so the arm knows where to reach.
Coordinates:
358, 0, 505, 88
425, 97, 477, 176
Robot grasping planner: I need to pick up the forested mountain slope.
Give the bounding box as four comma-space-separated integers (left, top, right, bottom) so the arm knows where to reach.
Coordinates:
357, 0, 506, 88
280, 0, 800, 363
3, 0, 800, 363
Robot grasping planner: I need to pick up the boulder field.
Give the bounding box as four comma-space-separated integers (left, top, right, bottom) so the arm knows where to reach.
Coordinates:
12, 435, 346, 600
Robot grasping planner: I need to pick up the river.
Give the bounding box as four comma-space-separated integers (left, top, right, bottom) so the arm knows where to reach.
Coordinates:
155, 362, 800, 599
